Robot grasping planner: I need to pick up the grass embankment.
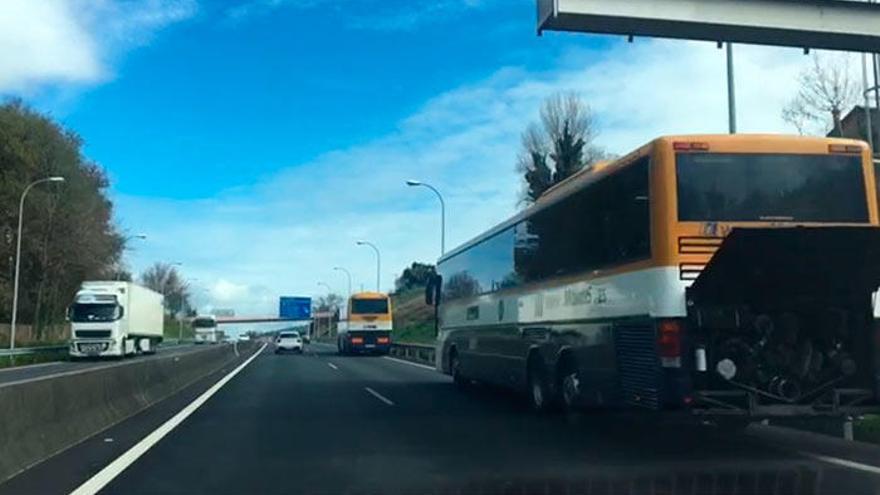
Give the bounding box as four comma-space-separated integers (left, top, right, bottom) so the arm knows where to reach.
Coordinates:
163, 317, 194, 342
855, 416, 880, 443
391, 288, 436, 344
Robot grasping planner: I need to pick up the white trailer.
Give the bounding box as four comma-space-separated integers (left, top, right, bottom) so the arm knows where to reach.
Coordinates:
68, 281, 164, 358
192, 315, 220, 344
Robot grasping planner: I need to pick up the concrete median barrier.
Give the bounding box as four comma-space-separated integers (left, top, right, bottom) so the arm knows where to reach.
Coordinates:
0, 342, 256, 483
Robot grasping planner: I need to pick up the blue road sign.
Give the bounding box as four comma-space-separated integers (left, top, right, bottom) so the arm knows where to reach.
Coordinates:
279, 297, 312, 320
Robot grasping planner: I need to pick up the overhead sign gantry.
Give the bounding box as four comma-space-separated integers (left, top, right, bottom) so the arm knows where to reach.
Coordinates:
537, 0, 880, 52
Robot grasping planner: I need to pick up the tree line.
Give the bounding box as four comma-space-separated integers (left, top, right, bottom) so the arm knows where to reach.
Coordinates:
0, 101, 124, 338
0, 102, 196, 343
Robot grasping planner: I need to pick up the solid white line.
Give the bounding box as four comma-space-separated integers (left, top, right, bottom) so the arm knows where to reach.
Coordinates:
364, 387, 395, 406
69, 344, 267, 495
382, 356, 435, 371
327, 362, 339, 370
802, 452, 880, 476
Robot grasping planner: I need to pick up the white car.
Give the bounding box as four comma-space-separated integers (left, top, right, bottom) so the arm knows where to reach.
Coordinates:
275, 331, 303, 354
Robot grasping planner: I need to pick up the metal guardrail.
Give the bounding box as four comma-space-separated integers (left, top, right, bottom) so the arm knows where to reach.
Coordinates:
0, 339, 194, 359
389, 342, 436, 367
0, 344, 68, 358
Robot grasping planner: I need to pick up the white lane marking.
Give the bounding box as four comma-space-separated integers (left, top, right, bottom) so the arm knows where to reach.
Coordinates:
70, 344, 267, 495
382, 356, 435, 371
802, 452, 880, 476
327, 362, 339, 370
364, 387, 395, 406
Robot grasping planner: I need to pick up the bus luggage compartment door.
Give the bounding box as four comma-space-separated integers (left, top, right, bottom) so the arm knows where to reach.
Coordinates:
686, 227, 880, 417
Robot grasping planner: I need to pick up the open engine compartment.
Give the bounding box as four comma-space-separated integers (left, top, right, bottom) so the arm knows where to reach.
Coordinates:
685, 227, 880, 416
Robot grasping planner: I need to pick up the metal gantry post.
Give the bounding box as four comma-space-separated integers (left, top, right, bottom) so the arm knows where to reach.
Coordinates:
727, 42, 737, 134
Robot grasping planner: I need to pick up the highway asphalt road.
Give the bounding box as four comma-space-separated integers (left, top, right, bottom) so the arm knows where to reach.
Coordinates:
3, 342, 880, 494
0, 343, 203, 387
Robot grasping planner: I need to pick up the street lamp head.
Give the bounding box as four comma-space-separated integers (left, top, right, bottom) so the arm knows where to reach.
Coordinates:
405, 179, 422, 187
356, 240, 366, 245
134, 233, 147, 240
48, 176, 65, 182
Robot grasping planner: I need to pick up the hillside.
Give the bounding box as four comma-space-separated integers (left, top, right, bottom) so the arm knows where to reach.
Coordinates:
391, 288, 436, 344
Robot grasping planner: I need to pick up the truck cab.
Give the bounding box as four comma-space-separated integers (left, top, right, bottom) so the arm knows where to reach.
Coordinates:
68, 281, 164, 358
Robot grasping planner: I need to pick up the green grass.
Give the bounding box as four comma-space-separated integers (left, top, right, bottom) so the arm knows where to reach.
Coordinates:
0, 348, 69, 369
163, 317, 194, 341
391, 288, 437, 344
855, 415, 880, 443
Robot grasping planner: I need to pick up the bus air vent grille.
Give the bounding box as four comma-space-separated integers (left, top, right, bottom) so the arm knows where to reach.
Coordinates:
614, 323, 661, 410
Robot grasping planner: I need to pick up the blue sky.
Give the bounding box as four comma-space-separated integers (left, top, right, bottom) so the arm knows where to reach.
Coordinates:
2, 0, 830, 316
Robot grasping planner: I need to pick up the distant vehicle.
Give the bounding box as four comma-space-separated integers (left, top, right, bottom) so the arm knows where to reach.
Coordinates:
68, 281, 163, 358
192, 315, 220, 344
275, 331, 303, 354
237, 334, 251, 342
430, 134, 880, 420
337, 292, 392, 355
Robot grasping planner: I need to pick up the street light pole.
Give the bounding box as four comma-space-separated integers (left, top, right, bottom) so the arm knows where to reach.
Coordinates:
356, 240, 381, 292
333, 267, 352, 331
118, 233, 147, 281
10, 176, 65, 351
179, 277, 197, 343
406, 180, 446, 255
317, 282, 333, 338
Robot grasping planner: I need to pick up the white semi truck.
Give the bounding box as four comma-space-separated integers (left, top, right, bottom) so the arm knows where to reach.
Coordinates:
68, 281, 164, 358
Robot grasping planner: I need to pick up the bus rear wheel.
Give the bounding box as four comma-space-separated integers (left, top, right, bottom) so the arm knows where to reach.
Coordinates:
450, 350, 468, 388
527, 358, 555, 413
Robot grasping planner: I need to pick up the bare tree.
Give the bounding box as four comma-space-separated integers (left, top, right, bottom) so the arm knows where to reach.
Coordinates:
516, 124, 553, 203
140, 262, 190, 315
518, 92, 607, 204
314, 293, 343, 313
782, 53, 859, 136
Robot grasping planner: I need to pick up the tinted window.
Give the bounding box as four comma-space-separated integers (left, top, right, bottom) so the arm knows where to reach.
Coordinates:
69, 303, 120, 322
677, 153, 868, 222
440, 158, 651, 300
280, 332, 299, 338
351, 298, 389, 314
192, 318, 216, 328
517, 158, 650, 280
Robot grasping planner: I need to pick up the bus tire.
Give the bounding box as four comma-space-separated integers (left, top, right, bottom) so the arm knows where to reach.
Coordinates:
527, 356, 555, 413
450, 349, 468, 388
557, 354, 580, 412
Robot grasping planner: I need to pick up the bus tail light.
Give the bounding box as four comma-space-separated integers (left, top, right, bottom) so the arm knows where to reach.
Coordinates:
673, 142, 710, 152
351, 337, 364, 344
829, 144, 863, 154
377, 336, 390, 344
657, 320, 682, 368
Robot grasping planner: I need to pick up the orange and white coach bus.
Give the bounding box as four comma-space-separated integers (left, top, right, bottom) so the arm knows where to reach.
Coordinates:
427, 134, 880, 420
337, 292, 393, 355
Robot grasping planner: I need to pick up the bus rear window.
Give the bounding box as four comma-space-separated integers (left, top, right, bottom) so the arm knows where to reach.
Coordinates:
676, 153, 868, 223
351, 299, 389, 314
192, 318, 216, 328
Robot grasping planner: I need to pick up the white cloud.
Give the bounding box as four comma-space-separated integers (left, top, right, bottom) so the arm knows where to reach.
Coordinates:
118, 39, 838, 316
0, 0, 196, 94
